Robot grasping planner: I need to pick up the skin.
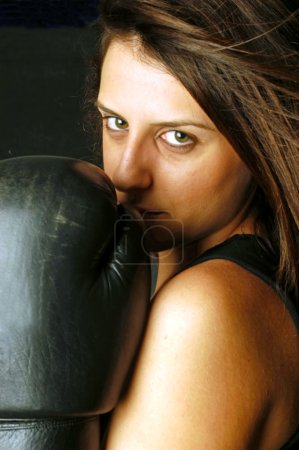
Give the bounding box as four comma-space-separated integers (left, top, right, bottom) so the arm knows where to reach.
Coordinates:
97, 39, 256, 277
98, 39, 299, 449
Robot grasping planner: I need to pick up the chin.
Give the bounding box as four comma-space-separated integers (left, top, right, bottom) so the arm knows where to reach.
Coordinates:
141, 224, 183, 254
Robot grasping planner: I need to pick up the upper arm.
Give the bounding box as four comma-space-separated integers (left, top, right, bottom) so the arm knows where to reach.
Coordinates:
104, 264, 273, 450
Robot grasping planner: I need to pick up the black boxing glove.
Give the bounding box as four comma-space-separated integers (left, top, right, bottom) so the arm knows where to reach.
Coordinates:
0, 156, 151, 449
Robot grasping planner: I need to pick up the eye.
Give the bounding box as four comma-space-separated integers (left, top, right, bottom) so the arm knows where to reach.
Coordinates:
105, 116, 128, 131
160, 130, 193, 148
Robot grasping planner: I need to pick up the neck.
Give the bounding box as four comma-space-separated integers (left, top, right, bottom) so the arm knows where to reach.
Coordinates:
153, 243, 198, 293
153, 213, 257, 295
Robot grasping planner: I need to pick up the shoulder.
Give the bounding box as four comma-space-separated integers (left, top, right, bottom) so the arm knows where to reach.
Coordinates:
105, 260, 283, 449
151, 258, 265, 338
151, 258, 297, 384
148, 259, 272, 395
148, 258, 281, 385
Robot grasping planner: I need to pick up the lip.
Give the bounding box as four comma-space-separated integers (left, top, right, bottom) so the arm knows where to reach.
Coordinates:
135, 207, 168, 219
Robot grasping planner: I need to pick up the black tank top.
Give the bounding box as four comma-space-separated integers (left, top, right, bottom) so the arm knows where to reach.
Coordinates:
185, 234, 299, 450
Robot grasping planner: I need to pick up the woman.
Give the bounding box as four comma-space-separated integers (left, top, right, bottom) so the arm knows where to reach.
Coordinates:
88, 1, 299, 448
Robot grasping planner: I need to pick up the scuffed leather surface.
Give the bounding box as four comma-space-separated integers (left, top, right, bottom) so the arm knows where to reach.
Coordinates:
0, 416, 100, 450
0, 156, 151, 422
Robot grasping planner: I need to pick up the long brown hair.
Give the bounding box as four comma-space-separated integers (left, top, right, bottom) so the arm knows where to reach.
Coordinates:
87, 0, 299, 295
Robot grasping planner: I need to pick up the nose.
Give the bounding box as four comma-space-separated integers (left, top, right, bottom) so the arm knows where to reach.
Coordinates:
108, 138, 153, 194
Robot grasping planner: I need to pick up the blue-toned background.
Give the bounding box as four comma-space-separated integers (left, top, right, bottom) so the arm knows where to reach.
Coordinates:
0, 1, 101, 161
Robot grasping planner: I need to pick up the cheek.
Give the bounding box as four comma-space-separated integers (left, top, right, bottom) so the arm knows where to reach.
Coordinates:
217, 159, 253, 203
199, 160, 253, 227
102, 135, 110, 172
200, 141, 252, 201
102, 135, 117, 180
169, 156, 253, 233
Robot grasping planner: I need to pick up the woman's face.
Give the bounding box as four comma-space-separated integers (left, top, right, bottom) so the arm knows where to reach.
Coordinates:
98, 39, 254, 254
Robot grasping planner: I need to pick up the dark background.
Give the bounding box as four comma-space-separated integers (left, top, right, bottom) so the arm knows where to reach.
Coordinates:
1, 1, 297, 164
0, 1, 100, 162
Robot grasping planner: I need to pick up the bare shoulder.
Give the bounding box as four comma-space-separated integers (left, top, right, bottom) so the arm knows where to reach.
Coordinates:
104, 260, 299, 450
149, 259, 267, 364
154, 258, 298, 344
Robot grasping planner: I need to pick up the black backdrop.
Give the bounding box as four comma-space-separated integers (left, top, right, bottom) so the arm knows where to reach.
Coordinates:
1, 1, 297, 163
0, 1, 100, 162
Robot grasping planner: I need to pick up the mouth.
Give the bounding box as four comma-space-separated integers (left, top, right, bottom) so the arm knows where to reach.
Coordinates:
135, 208, 168, 220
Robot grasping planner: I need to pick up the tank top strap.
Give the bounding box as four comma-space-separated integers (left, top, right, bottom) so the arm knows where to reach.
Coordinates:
279, 428, 299, 450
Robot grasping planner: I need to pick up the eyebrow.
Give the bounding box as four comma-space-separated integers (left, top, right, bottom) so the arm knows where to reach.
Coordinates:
96, 100, 215, 131
96, 101, 126, 120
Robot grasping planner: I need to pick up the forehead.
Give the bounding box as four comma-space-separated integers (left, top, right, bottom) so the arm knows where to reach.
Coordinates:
100, 39, 179, 101
99, 39, 213, 127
